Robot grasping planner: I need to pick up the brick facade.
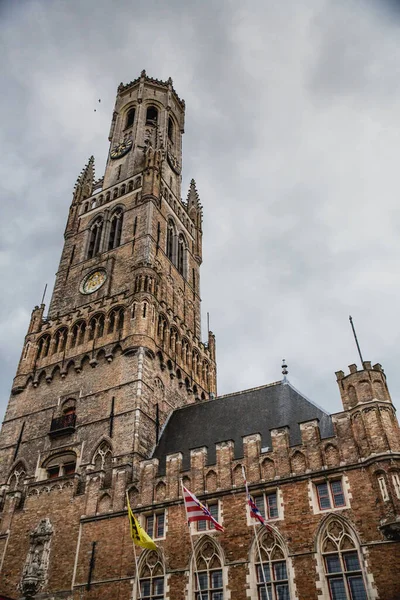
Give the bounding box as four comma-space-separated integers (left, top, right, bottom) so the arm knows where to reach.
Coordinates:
0, 73, 399, 600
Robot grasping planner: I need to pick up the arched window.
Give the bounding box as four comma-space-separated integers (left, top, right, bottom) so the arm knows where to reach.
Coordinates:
157, 315, 168, 343
134, 550, 165, 600
87, 216, 103, 259
88, 314, 105, 341
192, 351, 200, 377
70, 321, 86, 348
178, 234, 186, 276
106, 191, 111, 202
43, 452, 77, 480
193, 538, 224, 600
253, 529, 291, 600
108, 208, 124, 250
93, 441, 113, 488
128, 180, 134, 192
319, 518, 368, 600
108, 307, 124, 334
168, 116, 174, 142
125, 107, 135, 129
146, 106, 158, 125
37, 335, 51, 360
53, 327, 68, 354
181, 338, 189, 365
166, 220, 176, 262
8, 462, 26, 492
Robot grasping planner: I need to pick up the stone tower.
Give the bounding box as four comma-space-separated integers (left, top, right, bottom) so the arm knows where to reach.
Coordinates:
0, 71, 216, 556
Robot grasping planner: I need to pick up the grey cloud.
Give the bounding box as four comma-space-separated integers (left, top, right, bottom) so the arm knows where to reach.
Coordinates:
1, 0, 400, 424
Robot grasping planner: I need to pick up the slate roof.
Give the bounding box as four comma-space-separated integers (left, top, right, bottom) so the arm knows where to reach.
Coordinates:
153, 380, 334, 474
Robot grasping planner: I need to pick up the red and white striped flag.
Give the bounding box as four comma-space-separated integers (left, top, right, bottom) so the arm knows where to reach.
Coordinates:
182, 485, 224, 532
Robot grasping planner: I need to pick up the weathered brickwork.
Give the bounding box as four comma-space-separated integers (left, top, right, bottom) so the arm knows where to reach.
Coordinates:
0, 73, 399, 600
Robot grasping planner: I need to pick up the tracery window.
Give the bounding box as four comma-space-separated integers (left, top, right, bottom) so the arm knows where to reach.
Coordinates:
108, 208, 123, 250
320, 519, 368, 600
253, 529, 290, 600
87, 216, 104, 258
137, 550, 165, 600
93, 441, 112, 488
108, 307, 124, 334
53, 327, 67, 354
193, 538, 224, 600
70, 321, 86, 347
88, 313, 105, 341
36, 335, 51, 360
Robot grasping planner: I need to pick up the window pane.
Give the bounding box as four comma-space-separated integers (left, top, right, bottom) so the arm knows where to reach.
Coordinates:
348, 576, 367, 600
273, 561, 287, 581
146, 516, 154, 537
267, 493, 278, 519
209, 503, 219, 529
211, 570, 222, 588
259, 584, 272, 600
325, 555, 342, 574
316, 483, 331, 510
197, 519, 207, 531
153, 577, 164, 594
156, 512, 165, 537
344, 552, 360, 573
196, 593, 209, 600
254, 496, 266, 518
211, 592, 223, 600
198, 572, 208, 590
257, 564, 271, 582
140, 580, 151, 597
331, 480, 345, 507
276, 583, 290, 600
329, 577, 347, 600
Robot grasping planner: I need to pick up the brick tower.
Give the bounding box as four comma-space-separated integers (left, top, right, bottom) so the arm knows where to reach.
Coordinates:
0, 72, 216, 599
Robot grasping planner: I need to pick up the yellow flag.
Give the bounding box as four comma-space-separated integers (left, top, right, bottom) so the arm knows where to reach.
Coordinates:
127, 496, 157, 551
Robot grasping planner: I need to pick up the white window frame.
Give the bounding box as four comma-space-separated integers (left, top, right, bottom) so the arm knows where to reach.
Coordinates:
392, 472, 400, 499
191, 499, 221, 535
377, 476, 389, 502
247, 489, 282, 526
142, 510, 167, 541
310, 477, 349, 515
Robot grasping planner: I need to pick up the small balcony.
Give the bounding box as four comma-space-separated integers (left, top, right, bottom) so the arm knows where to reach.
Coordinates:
49, 413, 76, 438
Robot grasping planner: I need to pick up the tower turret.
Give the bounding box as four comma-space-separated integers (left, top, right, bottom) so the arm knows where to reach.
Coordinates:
336, 361, 400, 455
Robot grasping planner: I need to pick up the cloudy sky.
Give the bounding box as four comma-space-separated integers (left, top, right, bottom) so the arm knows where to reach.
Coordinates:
1, 0, 400, 423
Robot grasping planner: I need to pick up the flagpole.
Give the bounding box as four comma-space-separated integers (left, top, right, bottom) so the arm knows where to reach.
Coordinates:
242, 467, 271, 600
126, 492, 142, 600
180, 479, 202, 599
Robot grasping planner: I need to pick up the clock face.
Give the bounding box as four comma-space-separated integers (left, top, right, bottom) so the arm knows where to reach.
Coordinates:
80, 270, 107, 294
110, 138, 133, 160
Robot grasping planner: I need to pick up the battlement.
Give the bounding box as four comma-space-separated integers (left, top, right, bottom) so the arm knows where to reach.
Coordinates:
335, 360, 391, 409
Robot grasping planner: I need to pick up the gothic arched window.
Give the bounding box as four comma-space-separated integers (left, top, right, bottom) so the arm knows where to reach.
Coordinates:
108, 307, 124, 334
146, 106, 158, 125
319, 518, 368, 600
108, 208, 124, 250
36, 334, 50, 360
125, 107, 135, 129
87, 216, 104, 259
252, 529, 291, 600
166, 220, 176, 263
134, 550, 165, 600
88, 314, 105, 341
43, 452, 77, 480
70, 320, 86, 348
93, 441, 113, 488
177, 233, 186, 276
193, 538, 224, 600
53, 327, 67, 355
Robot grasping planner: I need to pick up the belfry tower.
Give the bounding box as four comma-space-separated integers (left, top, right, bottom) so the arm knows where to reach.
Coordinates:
0, 73, 216, 595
